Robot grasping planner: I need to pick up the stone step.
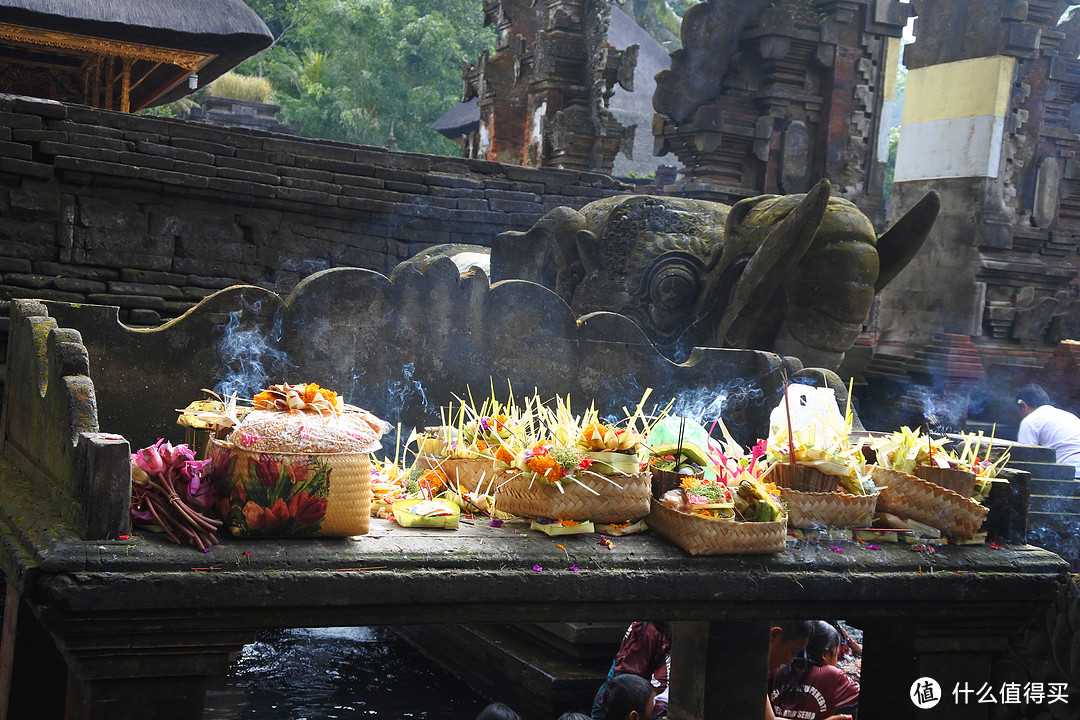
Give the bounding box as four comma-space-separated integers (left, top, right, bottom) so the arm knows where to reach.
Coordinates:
520, 622, 626, 660
1030, 495, 1080, 514
1013, 462, 1077, 481
395, 623, 611, 719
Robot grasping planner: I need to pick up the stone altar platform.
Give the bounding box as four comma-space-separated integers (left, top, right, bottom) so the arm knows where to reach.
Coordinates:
0, 266, 1069, 720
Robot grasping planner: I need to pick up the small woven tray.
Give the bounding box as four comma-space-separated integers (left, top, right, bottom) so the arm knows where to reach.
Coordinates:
417, 455, 496, 494
780, 488, 878, 529
769, 463, 840, 493
914, 466, 975, 497
870, 465, 988, 538
494, 470, 651, 523
647, 500, 788, 555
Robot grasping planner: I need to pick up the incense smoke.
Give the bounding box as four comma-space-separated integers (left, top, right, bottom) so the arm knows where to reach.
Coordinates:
387, 363, 433, 414
214, 298, 293, 399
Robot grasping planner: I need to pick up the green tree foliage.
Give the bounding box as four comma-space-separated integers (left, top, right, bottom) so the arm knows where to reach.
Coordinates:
238, 0, 494, 155
627, 0, 698, 49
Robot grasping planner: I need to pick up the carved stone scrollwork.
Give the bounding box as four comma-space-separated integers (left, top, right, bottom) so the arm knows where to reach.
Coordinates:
618, 43, 638, 92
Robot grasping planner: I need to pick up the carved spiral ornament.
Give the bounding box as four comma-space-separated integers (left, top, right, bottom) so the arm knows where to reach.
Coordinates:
646, 257, 701, 312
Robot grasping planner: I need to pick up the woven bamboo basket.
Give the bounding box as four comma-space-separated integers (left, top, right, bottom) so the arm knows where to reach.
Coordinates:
209, 441, 371, 537
914, 466, 976, 498
417, 455, 496, 494
493, 469, 651, 523
647, 499, 788, 555
650, 466, 701, 499
870, 465, 987, 538
780, 488, 878, 529
769, 463, 840, 493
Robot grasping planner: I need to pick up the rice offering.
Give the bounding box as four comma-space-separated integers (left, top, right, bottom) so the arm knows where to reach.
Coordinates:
210, 383, 390, 537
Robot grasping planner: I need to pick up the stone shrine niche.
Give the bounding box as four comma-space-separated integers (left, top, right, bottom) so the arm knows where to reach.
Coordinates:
461, 0, 636, 173
651, 0, 911, 227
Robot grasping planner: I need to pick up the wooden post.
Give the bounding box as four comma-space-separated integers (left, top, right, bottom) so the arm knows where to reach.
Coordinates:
120, 57, 132, 114
0, 583, 18, 720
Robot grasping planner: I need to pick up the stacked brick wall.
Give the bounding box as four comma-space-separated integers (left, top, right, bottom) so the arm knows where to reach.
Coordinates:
0, 94, 629, 385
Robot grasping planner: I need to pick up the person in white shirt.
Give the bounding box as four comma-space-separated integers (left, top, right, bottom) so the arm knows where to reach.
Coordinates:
1016, 384, 1080, 479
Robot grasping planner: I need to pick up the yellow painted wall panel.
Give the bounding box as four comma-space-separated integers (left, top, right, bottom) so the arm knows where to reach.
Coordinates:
901, 55, 1015, 124
883, 37, 902, 99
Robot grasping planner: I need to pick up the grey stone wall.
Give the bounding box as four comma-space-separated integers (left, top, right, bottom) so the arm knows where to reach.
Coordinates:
0, 94, 629, 384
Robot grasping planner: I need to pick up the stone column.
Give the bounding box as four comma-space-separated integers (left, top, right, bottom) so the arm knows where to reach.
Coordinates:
878, 0, 1080, 355
668, 620, 770, 720
652, 0, 910, 224
467, 0, 635, 172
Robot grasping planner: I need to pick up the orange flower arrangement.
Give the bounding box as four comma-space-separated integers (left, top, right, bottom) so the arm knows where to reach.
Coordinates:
253, 383, 343, 415
417, 468, 448, 494
495, 445, 515, 465
525, 454, 564, 482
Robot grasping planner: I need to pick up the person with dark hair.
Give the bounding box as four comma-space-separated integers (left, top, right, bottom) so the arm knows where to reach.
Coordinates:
590, 621, 670, 719
557, 713, 593, 720
1017, 383, 1080, 478
768, 620, 814, 671
602, 674, 656, 720
769, 621, 858, 720
475, 701, 522, 720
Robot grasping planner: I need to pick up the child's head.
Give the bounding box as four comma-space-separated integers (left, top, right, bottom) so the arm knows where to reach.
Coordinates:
603, 673, 656, 720
805, 621, 842, 666
768, 620, 813, 670
556, 714, 592, 720
475, 702, 521, 720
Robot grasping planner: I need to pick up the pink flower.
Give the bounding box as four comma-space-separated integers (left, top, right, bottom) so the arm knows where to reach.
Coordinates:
132, 440, 167, 476
240, 433, 259, 447
830, 546, 844, 553
532, 564, 543, 572
569, 566, 579, 572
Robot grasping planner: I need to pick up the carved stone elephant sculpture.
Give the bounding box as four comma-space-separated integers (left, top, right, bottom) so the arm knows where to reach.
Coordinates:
397, 179, 939, 369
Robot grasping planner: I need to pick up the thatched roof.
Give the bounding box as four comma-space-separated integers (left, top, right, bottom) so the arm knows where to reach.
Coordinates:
0, 0, 273, 105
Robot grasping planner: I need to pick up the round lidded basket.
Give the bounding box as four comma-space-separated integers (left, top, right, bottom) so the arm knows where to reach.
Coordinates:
646, 499, 788, 555
779, 487, 878, 529
208, 440, 371, 537
494, 469, 651, 524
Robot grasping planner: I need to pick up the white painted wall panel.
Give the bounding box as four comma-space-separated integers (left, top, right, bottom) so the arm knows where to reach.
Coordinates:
893, 114, 1005, 181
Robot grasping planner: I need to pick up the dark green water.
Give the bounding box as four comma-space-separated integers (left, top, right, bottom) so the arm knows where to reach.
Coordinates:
204, 626, 490, 720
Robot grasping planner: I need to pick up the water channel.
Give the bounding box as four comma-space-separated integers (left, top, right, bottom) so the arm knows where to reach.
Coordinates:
203, 626, 491, 720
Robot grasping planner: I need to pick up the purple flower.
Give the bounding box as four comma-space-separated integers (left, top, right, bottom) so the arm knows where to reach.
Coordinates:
489, 518, 504, 528
569, 566, 579, 572
830, 546, 844, 553
532, 564, 543, 572
865, 545, 882, 551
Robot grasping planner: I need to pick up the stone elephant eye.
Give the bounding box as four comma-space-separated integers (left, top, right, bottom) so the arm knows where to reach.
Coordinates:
647, 258, 701, 311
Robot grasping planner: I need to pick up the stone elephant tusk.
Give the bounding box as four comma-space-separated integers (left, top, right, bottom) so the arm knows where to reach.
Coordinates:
873, 191, 941, 293
711, 178, 831, 346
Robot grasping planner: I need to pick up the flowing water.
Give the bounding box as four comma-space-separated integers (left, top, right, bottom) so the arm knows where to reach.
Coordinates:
203, 626, 490, 720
